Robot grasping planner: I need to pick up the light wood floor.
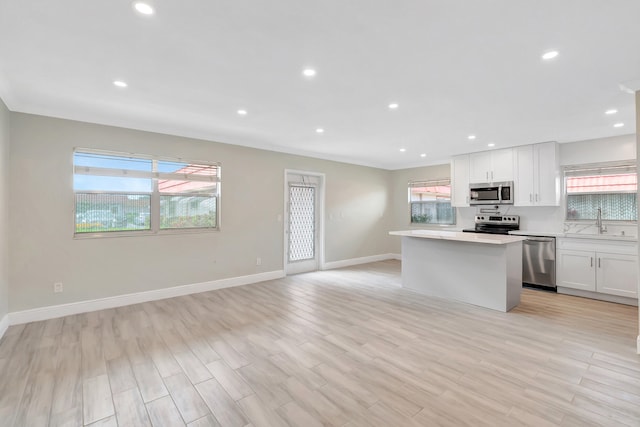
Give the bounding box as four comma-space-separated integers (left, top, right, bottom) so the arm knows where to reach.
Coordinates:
1, 260, 639, 426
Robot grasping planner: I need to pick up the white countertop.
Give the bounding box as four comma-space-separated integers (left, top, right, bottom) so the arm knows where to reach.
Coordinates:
509, 230, 564, 238
560, 233, 637, 242
510, 230, 637, 241
389, 230, 526, 245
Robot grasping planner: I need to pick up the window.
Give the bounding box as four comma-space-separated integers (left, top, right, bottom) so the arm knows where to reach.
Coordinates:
564, 161, 637, 221
74, 149, 220, 235
409, 179, 456, 225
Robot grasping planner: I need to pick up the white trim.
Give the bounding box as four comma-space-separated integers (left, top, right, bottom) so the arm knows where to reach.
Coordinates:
637, 335, 640, 354
557, 287, 638, 306
0, 314, 9, 340
284, 169, 326, 275
8, 270, 284, 325
322, 253, 399, 270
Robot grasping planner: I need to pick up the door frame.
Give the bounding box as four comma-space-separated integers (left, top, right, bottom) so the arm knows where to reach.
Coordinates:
283, 169, 325, 274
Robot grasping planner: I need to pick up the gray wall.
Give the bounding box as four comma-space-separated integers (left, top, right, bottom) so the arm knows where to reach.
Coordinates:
9, 113, 393, 312
0, 99, 9, 322
388, 164, 451, 253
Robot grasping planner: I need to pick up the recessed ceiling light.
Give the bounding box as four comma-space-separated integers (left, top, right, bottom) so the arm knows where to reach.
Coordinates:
399, 148, 406, 152
113, 80, 128, 88
133, 2, 154, 15
316, 128, 324, 133
542, 51, 559, 60
237, 109, 247, 115
303, 68, 316, 77
605, 109, 618, 115
468, 135, 476, 140
487, 143, 495, 147
613, 123, 624, 128
388, 103, 399, 110
420, 153, 427, 158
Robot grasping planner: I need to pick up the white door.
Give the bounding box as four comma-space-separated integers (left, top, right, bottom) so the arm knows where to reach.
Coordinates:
557, 249, 596, 291
596, 252, 638, 298
285, 171, 323, 274
469, 151, 493, 183
534, 142, 560, 206
451, 154, 470, 207
490, 148, 514, 182
514, 145, 534, 206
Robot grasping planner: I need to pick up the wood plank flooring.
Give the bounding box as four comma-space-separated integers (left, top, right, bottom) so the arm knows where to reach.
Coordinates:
1, 260, 639, 426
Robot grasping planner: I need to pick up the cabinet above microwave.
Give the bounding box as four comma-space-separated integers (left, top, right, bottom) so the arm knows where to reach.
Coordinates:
450, 142, 559, 208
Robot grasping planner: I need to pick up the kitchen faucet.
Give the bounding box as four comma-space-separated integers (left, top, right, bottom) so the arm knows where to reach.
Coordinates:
596, 207, 607, 234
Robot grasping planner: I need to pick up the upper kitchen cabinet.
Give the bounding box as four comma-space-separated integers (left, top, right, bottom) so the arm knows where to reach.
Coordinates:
514, 142, 560, 206
469, 148, 513, 183
451, 154, 470, 207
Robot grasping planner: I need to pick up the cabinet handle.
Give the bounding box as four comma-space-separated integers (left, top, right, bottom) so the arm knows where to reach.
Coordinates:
598, 258, 601, 268
491, 171, 494, 180
486, 172, 489, 180
529, 193, 533, 202
535, 193, 539, 202
590, 257, 593, 267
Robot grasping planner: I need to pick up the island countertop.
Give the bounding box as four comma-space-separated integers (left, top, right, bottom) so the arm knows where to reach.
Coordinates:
389, 230, 527, 245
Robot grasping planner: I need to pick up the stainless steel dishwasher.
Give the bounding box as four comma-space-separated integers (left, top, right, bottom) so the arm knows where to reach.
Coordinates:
522, 236, 556, 291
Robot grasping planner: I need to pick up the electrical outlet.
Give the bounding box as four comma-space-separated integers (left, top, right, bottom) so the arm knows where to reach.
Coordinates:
53, 282, 63, 293
256, 257, 262, 266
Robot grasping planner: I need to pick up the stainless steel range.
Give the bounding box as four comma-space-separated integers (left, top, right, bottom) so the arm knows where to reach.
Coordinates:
462, 215, 520, 235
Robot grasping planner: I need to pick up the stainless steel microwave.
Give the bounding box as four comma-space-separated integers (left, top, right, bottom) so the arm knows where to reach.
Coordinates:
469, 181, 514, 205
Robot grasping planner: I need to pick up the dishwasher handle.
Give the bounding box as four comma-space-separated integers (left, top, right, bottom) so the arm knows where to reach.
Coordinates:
523, 237, 555, 243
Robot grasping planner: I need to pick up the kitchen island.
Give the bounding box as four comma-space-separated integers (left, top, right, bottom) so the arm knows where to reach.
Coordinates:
389, 230, 526, 312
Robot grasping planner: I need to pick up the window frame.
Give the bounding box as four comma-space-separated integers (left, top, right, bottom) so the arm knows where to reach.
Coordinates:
73, 148, 221, 238
408, 179, 456, 226
563, 160, 637, 224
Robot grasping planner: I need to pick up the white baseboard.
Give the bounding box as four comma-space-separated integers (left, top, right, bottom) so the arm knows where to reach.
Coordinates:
322, 253, 399, 270
0, 313, 8, 340
9, 270, 285, 325
557, 287, 638, 306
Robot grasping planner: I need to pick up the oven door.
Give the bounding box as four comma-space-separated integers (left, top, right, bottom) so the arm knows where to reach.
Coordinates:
469, 185, 500, 205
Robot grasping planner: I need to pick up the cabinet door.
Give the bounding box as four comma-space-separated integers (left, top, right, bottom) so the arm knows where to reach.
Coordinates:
596, 252, 638, 298
469, 151, 492, 183
451, 155, 470, 207
490, 148, 514, 182
534, 142, 560, 206
557, 249, 596, 291
514, 145, 534, 206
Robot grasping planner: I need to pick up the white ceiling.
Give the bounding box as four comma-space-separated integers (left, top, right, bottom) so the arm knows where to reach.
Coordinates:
0, 0, 638, 170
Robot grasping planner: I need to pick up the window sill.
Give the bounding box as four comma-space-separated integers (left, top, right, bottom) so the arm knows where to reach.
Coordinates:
74, 227, 220, 239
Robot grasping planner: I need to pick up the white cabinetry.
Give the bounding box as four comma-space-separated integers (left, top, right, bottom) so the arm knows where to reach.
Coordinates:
597, 253, 638, 298
514, 142, 560, 206
469, 148, 513, 183
451, 154, 470, 207
557, 238, 638, 300
557, 249, 596, 291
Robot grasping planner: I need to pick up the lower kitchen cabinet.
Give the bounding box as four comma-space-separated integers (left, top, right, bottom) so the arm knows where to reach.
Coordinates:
597, 252, 638, 298
557, 238, 638, 299
557, 249, 596, 291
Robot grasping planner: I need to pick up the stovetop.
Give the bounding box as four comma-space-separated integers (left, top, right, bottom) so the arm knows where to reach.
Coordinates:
463, 214, 520, 235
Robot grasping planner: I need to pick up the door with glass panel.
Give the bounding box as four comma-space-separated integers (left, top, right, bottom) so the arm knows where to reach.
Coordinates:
285, 172, 322, 274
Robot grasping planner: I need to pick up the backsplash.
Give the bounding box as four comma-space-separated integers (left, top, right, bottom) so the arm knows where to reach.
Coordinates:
456, 205, 637, 237
563, 221, 637, 237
